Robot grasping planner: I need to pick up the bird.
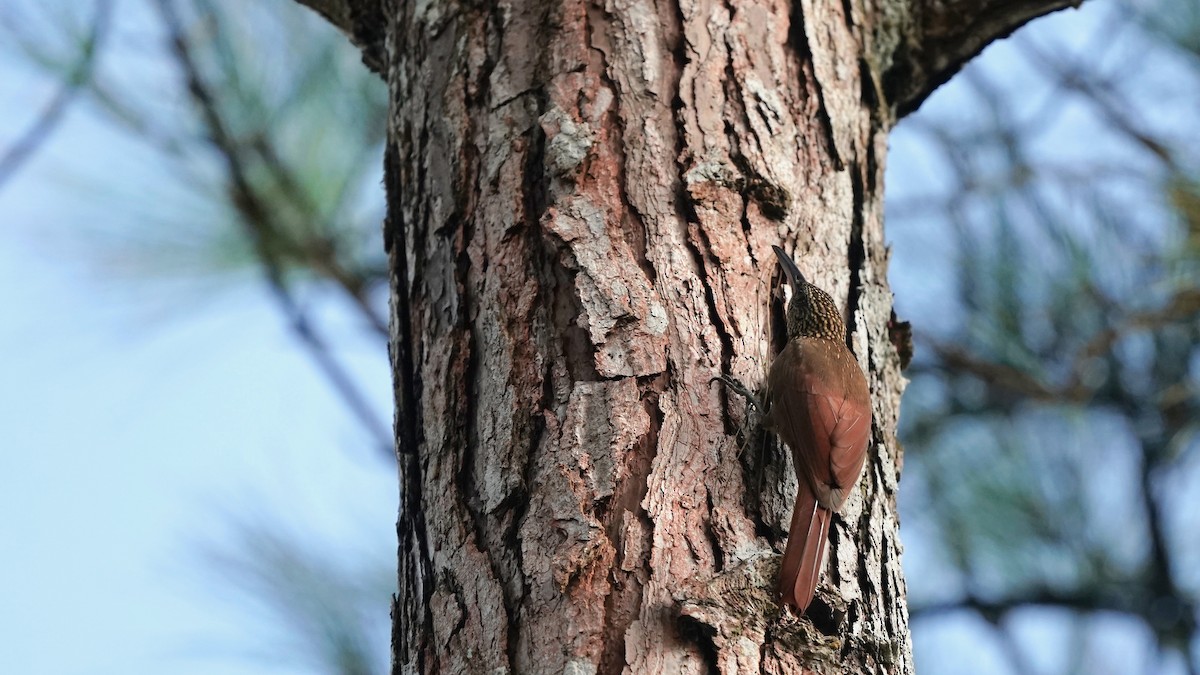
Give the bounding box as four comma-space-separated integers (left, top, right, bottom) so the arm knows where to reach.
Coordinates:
719, 245, 873, 611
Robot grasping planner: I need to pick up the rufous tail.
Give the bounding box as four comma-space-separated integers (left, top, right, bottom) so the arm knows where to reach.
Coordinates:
778, 487, 831, 611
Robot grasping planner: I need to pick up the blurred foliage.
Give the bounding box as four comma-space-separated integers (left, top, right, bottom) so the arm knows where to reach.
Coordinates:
892, 0, 1200, 673
0, 1, 392, 673
202, 518, 393, 675
2, 0, 388, 309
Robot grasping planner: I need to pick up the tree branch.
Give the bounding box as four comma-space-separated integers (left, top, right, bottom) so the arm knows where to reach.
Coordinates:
292, 0, 353, 36
292, 0, 385, 76
0, 0, 111, 192
155, 0, 392, 458
889, 0, 1084, 117
911, 587, 1136, 622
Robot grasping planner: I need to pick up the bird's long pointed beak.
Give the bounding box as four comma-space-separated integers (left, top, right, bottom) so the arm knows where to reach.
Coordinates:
771, 245, 806, 293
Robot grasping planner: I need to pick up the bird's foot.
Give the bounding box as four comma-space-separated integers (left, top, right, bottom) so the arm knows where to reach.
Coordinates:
711, 373, 762, 411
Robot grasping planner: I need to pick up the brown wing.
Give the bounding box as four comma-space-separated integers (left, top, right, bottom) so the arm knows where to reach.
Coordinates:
765, 338, 872, 511
767, 338, 871, 609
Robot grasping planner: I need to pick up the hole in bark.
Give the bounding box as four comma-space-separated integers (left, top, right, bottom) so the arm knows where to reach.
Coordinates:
677, 613, 721, 672
806, 595, 843, 637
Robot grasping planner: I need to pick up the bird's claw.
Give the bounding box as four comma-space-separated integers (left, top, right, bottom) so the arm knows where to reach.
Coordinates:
712, 373, 761, 411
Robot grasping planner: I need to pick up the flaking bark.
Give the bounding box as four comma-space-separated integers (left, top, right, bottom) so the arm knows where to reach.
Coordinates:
382, 1, 906, 671
287, 0, 1081, 672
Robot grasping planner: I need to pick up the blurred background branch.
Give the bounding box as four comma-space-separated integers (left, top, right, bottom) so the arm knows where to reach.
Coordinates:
0, 0, 111, 191
892, 0, 1200, 673
0, 0, 392, 673
153, 0, 391, 454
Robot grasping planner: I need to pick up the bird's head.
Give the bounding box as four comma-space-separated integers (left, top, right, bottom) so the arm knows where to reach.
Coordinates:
772, 245, 846, 342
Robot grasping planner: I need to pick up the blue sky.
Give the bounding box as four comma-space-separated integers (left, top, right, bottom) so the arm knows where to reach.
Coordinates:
0, 217, 396, 674
0, 0, 1194, 673
0, 49, 396, 670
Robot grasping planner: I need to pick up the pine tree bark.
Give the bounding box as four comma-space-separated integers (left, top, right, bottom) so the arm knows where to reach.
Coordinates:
293, 0, 1080, 672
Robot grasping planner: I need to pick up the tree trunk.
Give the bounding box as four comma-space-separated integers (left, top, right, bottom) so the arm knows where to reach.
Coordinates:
291, 0, 1078, 672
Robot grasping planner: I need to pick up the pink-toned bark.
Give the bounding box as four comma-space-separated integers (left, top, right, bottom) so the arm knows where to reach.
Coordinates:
288, 0, 1080, 671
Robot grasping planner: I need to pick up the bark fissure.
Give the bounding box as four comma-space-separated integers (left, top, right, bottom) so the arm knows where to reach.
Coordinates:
786, 1, 844, 171
456, 7, 537, 665
373, 0, 950, 670
388, 134, 435, 674
684, 211, 737, 410
843, 168, 866, 346
598, 384, 661, 674
585, 2, 659, 288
